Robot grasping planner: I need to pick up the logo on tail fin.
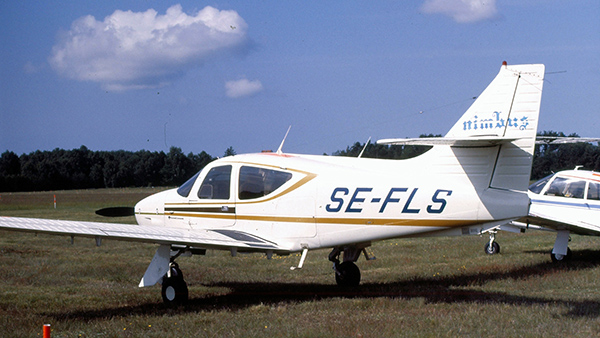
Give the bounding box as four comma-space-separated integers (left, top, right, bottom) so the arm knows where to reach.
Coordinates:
462, 111, 529, 132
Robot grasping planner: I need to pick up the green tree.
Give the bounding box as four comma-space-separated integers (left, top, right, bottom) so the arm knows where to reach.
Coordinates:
224, 146, 236, 157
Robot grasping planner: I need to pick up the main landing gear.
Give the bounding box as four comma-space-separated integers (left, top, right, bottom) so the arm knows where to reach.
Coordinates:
329, 245, 374, 287
550, 230, 572, 263
484, 231, 500, 255
161, 261, 189, 304
156, 246, 204, 305
551, 248, 572, 263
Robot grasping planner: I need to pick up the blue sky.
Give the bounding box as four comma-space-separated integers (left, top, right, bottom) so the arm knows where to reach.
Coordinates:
1, 1, 599, 157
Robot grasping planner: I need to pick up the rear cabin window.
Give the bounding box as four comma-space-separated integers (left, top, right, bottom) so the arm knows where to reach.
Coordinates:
198, 165, 232, 200
544, 177, 585, 199
239, 166, 292, 200
588, 182, 600, 200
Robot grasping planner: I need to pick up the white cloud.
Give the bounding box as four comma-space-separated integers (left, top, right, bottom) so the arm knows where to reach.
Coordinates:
421, 0, 497, 23
225, 78, 263, 98
49, 5, 248, 91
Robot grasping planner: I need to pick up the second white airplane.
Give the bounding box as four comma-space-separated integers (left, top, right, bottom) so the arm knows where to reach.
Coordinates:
510, 168, 600, 262
0, 62, 546, 304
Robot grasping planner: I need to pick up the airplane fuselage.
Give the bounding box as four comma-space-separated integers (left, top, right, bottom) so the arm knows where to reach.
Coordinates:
135, 147, 530, 254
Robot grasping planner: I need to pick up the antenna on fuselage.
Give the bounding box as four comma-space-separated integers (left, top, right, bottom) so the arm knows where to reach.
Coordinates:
358, 136, 371, 158
277, 125, 292, 155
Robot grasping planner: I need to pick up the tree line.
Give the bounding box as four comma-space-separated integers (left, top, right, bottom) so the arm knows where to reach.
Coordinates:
0, 146, 214, 192
1, 132, 599, 192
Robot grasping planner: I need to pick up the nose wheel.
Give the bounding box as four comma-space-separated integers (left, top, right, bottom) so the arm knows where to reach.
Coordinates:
161, 262, 188, 305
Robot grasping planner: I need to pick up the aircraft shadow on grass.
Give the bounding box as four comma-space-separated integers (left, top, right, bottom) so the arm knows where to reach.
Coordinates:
50, 251, 600, 321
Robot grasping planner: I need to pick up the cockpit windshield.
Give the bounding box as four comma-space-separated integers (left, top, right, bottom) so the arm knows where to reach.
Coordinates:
529, 174, 553, 194
177, 171, 201, 197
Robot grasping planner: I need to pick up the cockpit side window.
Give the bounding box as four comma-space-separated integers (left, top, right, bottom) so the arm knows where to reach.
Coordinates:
239, 166, 292, 200
529, 174, 553, 194
198, 165, 232, 200
588, 182, 600, 200
544, 177, 585, 199
177, 171, 201, 198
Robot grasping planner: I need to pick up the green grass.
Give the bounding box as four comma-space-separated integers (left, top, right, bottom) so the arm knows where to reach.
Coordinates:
2, 189, 600, 337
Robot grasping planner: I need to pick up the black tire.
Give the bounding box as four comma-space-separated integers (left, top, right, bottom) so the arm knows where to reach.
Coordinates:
161, 277, 188, 304
335, 261, 361, 287
484, 241, 500, 255
550, 248, 572, 263
161, 265, 189, 304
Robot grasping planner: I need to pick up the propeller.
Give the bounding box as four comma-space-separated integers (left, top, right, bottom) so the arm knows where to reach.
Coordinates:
95, 206, 135, 217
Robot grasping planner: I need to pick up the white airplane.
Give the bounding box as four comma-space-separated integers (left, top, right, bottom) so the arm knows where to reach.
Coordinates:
511, 168, 600, 262
0, 62, 545, 304
480, 138, 600, 257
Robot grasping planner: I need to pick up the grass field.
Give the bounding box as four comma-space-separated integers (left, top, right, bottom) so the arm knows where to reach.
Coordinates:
1, 189, 600, 337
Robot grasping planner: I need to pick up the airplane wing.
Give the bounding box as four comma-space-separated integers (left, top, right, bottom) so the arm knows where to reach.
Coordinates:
377, 136, 522, 147
0, 216, 285, 252
517, 211, 600, 237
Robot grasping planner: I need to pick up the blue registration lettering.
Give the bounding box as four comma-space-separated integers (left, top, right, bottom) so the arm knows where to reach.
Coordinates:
427, 189, 452, 213
379, 188, 407, 213
326, 188, 349, 212
402, 188, 421, 214
346, 188, 372, 213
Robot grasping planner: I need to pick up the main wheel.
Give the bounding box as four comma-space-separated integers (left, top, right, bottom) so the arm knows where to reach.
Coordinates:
161, 265, 189, 304
335, 261, 361, 287
484, 241, 500, 255
550, 248, 572, 263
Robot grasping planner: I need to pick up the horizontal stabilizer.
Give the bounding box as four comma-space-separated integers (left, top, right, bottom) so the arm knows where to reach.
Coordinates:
377, 136, 522, 147
536, 137, 600, 145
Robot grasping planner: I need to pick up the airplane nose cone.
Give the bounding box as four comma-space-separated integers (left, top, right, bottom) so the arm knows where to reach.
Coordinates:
135, 189, 171, 226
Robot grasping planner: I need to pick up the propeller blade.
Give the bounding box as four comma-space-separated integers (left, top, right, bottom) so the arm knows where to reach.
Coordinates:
95, 207, 135, 217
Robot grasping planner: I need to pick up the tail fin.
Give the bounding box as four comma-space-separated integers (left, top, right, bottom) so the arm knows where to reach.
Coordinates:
445, 62, 545, 141
378, 62, 545, 191
447, 62, 545, 191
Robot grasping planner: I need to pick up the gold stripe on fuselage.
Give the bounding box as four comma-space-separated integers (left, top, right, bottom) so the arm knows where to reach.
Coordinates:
141, 210, 480, 227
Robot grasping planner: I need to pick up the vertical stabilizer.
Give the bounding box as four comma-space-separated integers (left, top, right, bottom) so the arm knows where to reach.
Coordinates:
447, 62, 545, 191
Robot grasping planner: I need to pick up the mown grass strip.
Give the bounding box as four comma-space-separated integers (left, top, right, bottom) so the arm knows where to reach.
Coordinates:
1, 188, 600, 337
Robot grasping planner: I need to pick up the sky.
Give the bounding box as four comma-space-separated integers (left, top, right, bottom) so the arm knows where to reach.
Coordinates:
1, 1, 599, 158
